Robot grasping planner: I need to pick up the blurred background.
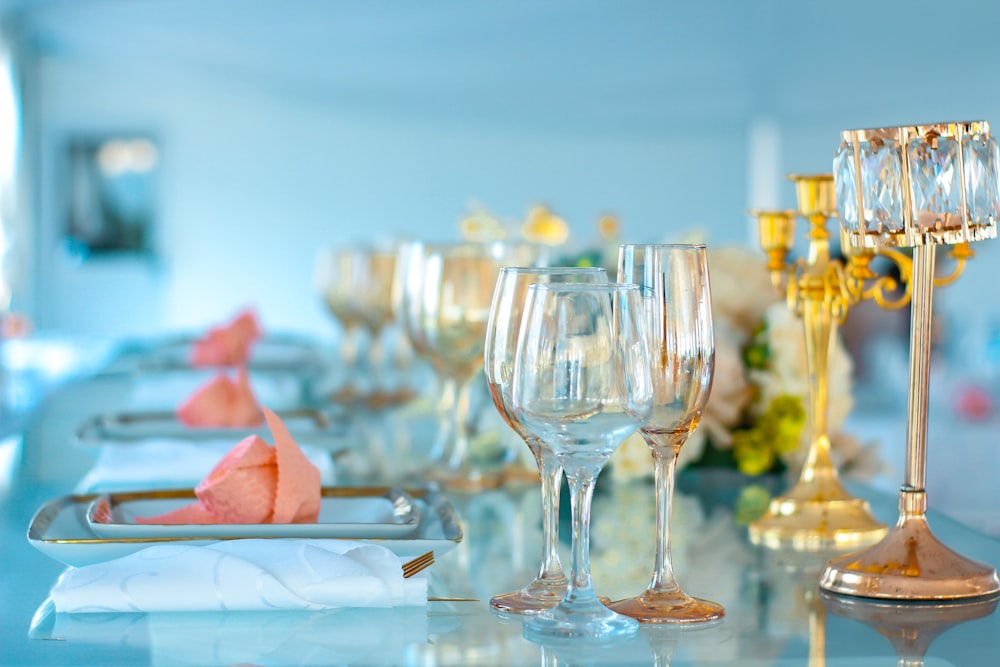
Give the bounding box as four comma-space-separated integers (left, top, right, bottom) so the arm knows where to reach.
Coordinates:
0, 0, 999, 356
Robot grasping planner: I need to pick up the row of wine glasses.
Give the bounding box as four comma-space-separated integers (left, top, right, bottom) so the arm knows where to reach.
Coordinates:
315, 246, 406, 405
321, 239, 548, 488
484, 244, 723, 641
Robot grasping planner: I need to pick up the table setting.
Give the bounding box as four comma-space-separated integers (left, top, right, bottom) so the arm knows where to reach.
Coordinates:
7, 121, 1000, 666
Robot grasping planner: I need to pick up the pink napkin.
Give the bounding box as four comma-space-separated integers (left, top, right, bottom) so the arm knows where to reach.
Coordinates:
127, 407, 322, 525
177, 367, 263, 427
190, 308, 262, 367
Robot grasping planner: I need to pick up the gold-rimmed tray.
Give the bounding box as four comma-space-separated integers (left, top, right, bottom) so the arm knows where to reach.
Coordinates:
74, 407, 351, 447
112, 333, 326, 374
86, 487, 420, 539
28, 486, 462, 566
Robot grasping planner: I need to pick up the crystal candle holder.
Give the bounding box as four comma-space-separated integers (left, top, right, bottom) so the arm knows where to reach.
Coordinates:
821, 121, 1000, 601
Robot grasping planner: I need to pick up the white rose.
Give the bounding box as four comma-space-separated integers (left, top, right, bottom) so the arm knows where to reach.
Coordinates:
749, 302, 854, 469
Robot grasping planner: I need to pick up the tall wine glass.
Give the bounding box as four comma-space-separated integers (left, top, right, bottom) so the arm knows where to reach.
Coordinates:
394, 241, 456, 465
410, 241, 544, 488
513, 283, 653, 641
609, 244, 724, 624
485, 266, 609, 615
315, 246, 370, 401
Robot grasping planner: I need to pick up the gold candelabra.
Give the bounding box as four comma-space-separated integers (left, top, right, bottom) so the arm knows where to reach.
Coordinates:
749, 175, 889, 551
819, 121, 1000, 601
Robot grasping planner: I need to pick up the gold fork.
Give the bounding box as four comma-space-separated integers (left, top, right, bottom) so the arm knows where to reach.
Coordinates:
402, 551, 434, 578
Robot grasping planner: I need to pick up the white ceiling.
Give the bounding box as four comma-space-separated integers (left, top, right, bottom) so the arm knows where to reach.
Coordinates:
6, 0, 1000, 134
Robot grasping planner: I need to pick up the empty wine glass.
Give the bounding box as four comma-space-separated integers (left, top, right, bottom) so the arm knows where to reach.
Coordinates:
485, 266, 609, 615
609, 243, 724, 624
513, 283, 653, 641
315, 246, 397, 403
406, 241, 545, 489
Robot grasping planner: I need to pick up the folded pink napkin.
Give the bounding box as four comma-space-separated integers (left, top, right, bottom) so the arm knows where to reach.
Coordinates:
177, 367, 263, 427
191, 308, 262, 367
119, 407, 322, 525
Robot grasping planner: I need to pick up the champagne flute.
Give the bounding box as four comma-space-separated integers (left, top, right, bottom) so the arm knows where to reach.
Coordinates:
513, 283, 653, 640
609, 243, 724, 624
485, 266, 609, 615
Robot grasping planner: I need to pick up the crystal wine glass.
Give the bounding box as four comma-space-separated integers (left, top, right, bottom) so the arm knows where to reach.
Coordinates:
485, 266, 609, 615
409, 241, 544, 489
609, 243, 724, 624
314, 246, 372, 402
317, 246, 402, 403
513, 283, 653, 640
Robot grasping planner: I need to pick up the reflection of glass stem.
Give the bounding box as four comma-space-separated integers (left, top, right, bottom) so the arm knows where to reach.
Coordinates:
444, 377, 474, 471
427, 377, 457, 462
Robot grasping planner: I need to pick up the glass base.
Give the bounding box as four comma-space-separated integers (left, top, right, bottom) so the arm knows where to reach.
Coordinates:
425, 465, 504, 492
490, 578, 567, 616
524, 595, 638, 641
491, 579, 614, 616
609, 589, 725, 624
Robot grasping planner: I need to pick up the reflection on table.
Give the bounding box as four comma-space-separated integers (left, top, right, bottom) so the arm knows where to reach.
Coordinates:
4, 336, 1000, 665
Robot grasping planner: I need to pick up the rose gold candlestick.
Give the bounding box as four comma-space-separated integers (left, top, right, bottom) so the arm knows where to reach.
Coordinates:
820, 121, 1000, 601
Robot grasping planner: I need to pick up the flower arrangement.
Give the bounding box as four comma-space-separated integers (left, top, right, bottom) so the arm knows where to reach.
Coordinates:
610, 245, 882, 483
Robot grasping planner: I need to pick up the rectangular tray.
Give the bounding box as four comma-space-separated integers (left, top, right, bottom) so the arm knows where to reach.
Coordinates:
75, 407, 350, 447
28, 486, 463, 566
119, 334, 326, 374
87, 487, 420, 539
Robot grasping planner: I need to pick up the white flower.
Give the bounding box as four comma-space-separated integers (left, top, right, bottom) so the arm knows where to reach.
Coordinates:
749, 301, 855, 470
707, 246, 781, 342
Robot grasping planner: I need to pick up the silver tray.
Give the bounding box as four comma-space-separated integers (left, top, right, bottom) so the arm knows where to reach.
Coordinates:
75, 406, 350, 447
28, 486, 463, 566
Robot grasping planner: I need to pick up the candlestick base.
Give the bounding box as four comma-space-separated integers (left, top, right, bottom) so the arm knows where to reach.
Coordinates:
749, 492, 887, 552
819, 490, 1000, 600
749, 447, 887, 551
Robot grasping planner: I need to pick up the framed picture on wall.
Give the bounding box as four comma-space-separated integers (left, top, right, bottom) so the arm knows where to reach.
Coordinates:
63, 135, 159, 259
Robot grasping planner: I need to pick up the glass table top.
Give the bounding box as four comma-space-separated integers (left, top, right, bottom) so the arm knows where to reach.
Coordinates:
4, 346, 1000, 666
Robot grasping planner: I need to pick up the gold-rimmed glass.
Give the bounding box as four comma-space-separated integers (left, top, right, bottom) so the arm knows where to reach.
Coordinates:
484, 266, 608, 615
405, 241, 545, 489
609, 244, 725, 624
514, 282, 653, 641
319, 246, 400, 402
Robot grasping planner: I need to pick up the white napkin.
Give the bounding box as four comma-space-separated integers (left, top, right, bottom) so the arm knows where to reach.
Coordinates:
75, 439, 336, 493
51, 539, 427, 613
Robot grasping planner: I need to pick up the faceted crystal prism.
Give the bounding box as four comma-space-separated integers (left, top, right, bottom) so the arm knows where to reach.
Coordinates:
834, 142, 859, 230
908, 137, 961, 230
963, 134, 1000, 226
860, 140, 904, 234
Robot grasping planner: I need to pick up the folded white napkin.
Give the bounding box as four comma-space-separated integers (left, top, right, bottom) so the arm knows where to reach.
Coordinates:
51, 539, 427, 613
75, 439, 336, 493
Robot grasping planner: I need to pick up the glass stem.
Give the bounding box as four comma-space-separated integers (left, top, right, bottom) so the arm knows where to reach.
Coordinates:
427, 377, 456, 462
648, 439, 681, 594
536, 447, 565, 582
445, 378, 474, 471
565, 466, 599, 604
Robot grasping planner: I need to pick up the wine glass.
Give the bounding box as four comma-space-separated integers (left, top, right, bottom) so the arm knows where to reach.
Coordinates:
407, 241, 545, 488
609, 243, 724, 624
485, 266, 609, 615
513, 283, 654, 641
315, 246, 397, 403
